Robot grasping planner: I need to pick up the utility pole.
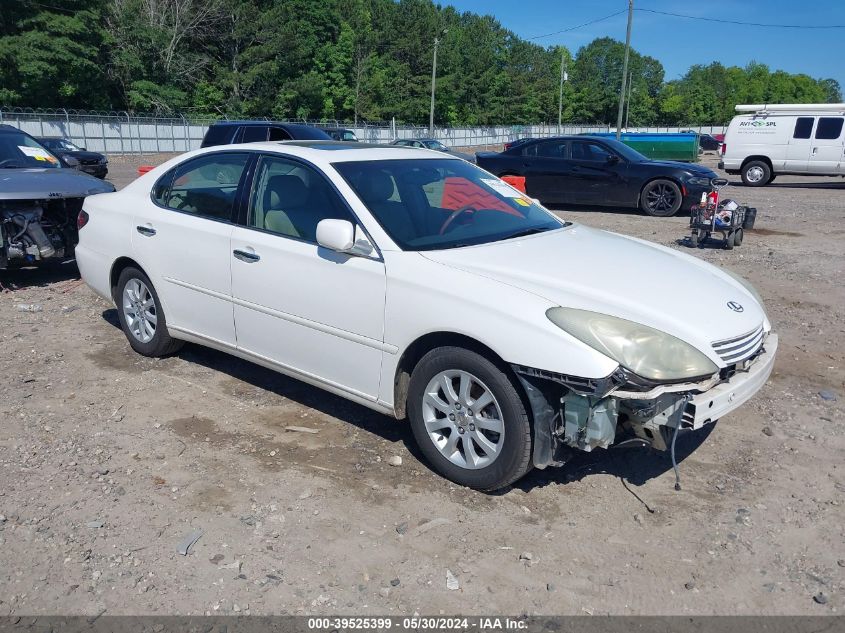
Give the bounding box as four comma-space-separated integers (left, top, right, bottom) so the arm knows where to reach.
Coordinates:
615, 0, 634, 140
624, 71, 633, 130
429, 30, 447, 136
558, 49, 567, 134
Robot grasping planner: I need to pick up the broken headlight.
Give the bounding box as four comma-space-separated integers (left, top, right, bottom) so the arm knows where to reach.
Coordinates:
546, 307, 718, 382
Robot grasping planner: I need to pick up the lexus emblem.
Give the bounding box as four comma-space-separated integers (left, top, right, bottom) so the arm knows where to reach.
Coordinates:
727, 301, 744, 313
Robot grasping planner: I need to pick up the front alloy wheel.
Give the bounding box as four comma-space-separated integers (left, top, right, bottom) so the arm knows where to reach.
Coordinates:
640, 179, 682, 217
422, 369, 505, 470
408, 347, 533, 491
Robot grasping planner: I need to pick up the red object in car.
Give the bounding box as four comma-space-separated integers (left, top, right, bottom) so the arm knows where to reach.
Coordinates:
500, 175, 527, 193
137, 165, 154, 175
77, 210, 89, 230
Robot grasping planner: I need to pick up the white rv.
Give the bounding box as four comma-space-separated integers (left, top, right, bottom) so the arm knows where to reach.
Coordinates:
720, 103, 845, 186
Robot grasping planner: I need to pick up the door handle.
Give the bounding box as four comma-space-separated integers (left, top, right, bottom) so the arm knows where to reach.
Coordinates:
233, 249, 260, 263
136, 225, 156, 237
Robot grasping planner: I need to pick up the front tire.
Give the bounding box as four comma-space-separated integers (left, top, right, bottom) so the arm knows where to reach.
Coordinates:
115, 267, 183, 357
640, 179, 683, 217
407, 347, 533, 491
741, 160, 771, 187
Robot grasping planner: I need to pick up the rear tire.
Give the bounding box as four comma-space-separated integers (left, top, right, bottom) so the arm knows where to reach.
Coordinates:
725, 231, 735, 250
407, 347, 533, 491
640, 179, 683, 217
734, 228, 744, 246
115, 267, 184, 357
741, 160, 771, 187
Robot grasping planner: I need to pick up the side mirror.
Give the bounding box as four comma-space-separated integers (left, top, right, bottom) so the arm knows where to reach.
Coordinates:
316, 219, 355, 252
606, 154, 620, 165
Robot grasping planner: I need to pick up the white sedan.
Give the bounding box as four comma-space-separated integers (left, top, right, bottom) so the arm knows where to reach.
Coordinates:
76, 141, 777, 491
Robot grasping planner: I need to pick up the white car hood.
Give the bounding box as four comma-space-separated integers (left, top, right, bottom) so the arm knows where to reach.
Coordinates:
421, 224, 767, 365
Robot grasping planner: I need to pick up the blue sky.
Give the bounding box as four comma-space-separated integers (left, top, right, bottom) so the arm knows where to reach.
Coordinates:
445, 0, 845, 90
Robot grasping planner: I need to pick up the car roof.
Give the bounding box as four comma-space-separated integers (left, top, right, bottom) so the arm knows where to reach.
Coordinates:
209, 120, 319, 130
193, 140, 461, 165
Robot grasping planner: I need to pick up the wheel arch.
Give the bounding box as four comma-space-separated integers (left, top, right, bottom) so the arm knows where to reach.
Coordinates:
109, 256, 147, 302
393, 331, 516, 420
740, 155, 773, 172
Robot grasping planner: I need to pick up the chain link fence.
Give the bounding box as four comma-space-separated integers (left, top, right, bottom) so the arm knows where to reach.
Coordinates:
0, 107, 728, 155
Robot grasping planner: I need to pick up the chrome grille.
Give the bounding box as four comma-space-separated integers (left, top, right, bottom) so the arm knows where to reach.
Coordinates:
711, 324, 765, 364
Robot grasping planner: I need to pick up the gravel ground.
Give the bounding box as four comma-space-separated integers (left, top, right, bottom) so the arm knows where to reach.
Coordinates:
0, 153, 843, 616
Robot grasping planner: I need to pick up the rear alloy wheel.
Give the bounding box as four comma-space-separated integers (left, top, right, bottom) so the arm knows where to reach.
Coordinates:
116, 267, 183, 357
407, 347, 533, 491
741, 160, 771, 187
640, 179, 682, 217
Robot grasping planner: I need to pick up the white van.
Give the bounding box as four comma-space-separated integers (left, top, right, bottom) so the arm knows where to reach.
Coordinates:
720, 103, 845, 186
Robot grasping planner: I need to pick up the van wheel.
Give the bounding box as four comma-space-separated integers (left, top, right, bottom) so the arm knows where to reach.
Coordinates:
741, 160, 771, 186
407, 347, 533, 491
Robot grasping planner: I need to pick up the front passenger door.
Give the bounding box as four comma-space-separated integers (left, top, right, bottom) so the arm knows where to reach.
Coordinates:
230, 155, 387, 400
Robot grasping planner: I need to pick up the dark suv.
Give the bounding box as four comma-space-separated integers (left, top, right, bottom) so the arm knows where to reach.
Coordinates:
201, 121, 331, 148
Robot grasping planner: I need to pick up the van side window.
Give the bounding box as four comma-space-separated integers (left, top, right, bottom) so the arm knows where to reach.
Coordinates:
815, 117, 844, 140
241, 126, 269, 143
793, 117, 814, 139
268, 127, 292, 141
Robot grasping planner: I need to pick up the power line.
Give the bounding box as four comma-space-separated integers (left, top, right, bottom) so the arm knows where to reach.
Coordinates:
526, 9, 627, 40
637, 8, 845, 29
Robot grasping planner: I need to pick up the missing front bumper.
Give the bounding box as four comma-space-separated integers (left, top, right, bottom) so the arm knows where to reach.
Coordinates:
516, 334, 778, 466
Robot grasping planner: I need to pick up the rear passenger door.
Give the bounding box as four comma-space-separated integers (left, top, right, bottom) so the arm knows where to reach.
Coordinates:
808, 116, 844, 174
133, 152, 252, 346
785, 117, 814, 172
521, 140, 571, 204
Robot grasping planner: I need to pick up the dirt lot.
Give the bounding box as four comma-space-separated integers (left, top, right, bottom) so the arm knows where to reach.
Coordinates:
1, 153, 843, 616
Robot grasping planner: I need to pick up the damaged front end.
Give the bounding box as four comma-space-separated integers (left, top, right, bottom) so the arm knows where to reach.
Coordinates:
0, 197, 83, 268
514, 332, 778, 469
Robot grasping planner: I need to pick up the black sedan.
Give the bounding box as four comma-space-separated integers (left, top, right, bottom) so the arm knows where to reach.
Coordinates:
36, 138, 108, 179
475, 136, 718, 217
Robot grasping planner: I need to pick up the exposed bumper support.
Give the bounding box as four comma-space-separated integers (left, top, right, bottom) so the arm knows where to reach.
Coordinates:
682, 334, 778, 430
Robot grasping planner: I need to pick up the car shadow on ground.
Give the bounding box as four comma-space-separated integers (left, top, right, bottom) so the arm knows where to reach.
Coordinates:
101, 307, 716, 493
511, 425, 715, 495
100, 309, 411, 448
674, 237, 731, 250
0, 260, 80, 291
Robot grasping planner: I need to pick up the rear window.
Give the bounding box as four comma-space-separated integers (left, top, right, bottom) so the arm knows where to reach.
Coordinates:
815, 117, 844, 140
793, 117, 814, 139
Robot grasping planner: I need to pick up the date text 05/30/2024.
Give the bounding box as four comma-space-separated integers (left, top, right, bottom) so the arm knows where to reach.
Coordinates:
307, 617, 529, 631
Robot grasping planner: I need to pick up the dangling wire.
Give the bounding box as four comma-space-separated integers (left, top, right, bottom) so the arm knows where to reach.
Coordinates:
670, 422, 682, 491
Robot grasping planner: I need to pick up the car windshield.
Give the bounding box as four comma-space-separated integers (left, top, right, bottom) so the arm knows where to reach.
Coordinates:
423, 140, 447, 151
341, 131, 357, 141
57, 139, 82, 151
334, 158, 564, 251
0, 131, 61, 168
